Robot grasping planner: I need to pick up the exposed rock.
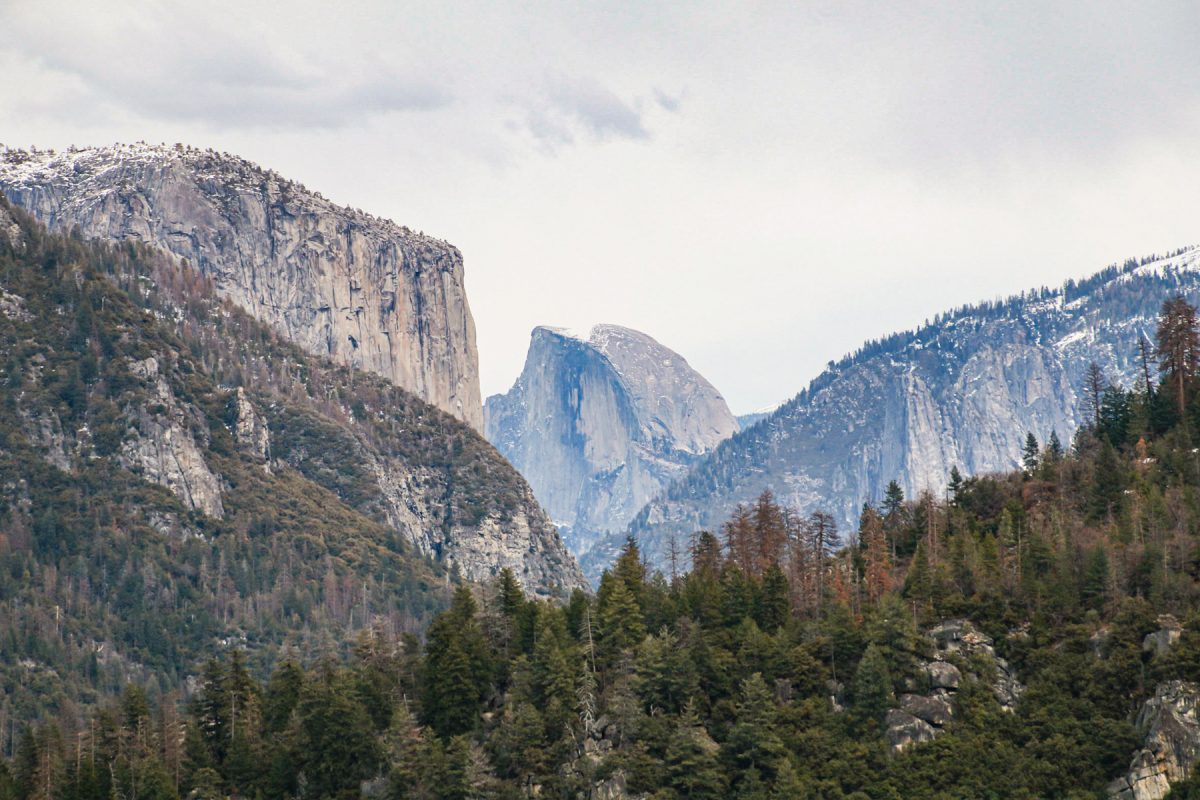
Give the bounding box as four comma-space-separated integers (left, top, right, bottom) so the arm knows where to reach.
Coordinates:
0, 288, 30, 322
0, 144, 482, 429
926, 660, 962, 690
1108, 681, 1200, 800
928, 618, 1023, 711
900, 693, 955, 727
486, 324, 737, 576
623, 246, 1200, 574
0, 203, 23, 251
1144, 615, 1183, 657
120, 357, 224, 518
270, 403, 586, 597
231, 387, 271, 470
886, 619, 1024, 752
885, 709, 937, 751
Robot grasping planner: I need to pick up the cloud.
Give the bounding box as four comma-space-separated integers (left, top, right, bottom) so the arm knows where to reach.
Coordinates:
0, 1, 450, 130
516, 78, 657, 150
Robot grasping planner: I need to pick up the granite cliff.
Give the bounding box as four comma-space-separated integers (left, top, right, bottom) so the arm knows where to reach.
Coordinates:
597, 246, 1200, 576
485, 324, 737, 568
0, 143, 482, 429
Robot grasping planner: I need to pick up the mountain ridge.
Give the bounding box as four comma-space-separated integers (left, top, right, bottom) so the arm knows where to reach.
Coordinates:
0, 142, 484, 429
585, 245, 1200, 576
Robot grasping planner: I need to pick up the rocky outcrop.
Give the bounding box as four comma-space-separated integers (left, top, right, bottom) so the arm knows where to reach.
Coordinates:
0, 144, 482, 429
886, 619, 1023, 752
120, 357, 224, 518
231, 387, 271, 470
1144, 615, 1184, 658
620, 247, 1200, 575
1108, 681, 1200, 800
485, 324, 737, 573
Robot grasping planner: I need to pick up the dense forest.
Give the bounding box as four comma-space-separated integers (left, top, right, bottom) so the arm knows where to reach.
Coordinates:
7, 288, 1200, 798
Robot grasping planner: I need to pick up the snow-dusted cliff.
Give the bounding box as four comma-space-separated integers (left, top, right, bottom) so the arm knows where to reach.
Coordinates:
591, 246, 1200, 577
0, 144, 482, 429
485, 324, 738, 561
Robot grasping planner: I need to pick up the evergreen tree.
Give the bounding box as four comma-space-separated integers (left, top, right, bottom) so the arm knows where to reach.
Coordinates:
421, 587, 492, 738
663, 702, 725, 800
851, 643, 894, 725
1156, 295, 1200, 418
1023, 432, 1040, 475
596, 573, 647, 667
723, 674, 786, 786
755, 564, 789, 632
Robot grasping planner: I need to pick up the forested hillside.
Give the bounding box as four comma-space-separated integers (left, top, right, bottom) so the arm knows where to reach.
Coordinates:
0, 198, 585, 749
10, 294, 1200, 798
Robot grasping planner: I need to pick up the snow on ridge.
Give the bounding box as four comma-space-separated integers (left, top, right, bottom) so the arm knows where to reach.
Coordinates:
0, 143, 452, 249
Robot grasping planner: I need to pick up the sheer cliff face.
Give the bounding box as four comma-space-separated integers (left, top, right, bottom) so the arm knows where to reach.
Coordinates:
0, 144, 482, 430
485, 324, 738, 560
602, 247, 1200, 577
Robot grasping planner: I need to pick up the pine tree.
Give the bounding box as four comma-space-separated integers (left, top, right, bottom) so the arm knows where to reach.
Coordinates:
851, 643, 894, 724
860, 505, 893, 603
420, 587, 492, 738
1084, 362, 1107, 429
1023, 432, 1040, 475
755, 564, 789, 632
723, 674, 786, 785
947, 466, 964, 504
1047, 430, 1064, 461
596, 573, 647, 667
1156, 295, 1200, 417
664, 702, 725, 800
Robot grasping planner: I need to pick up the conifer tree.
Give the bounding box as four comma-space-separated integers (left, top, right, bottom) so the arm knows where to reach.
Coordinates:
596, 573, 647, 667
756, 564, 790, 632
723, 674, 786, 786
851, 643, 894, 724
663, 702, 725, 800
1023, 433, 1040, 475
1156, 295, 1200, 417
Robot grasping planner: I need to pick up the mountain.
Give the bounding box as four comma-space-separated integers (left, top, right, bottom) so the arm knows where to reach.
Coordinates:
594, 246, 1200, 574
0, 143, 482, 430
485, 324, 737, 566
0, 201, 582, 716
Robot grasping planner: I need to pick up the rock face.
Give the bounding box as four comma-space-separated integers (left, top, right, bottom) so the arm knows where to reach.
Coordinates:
485, 324, 738, 572
0, 144, 482, 429
1108, 682, 1200, 800
617, 247, 1200, 574
884, 619, 1023, 752
120, 357, 225, 519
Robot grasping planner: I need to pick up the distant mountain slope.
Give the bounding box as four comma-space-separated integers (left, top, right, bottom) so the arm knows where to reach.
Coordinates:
589, 246, 1200, 575
485, 325, 737, 565
0, 143, 482, 429
0, 201, 582, 716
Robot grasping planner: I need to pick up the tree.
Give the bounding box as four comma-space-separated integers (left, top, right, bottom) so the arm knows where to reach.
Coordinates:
860, 505, 893, 603
421, 587, 492, 738
296, 671, 382, 798
1084, 362, 1107, 429
851, 643, 894, 725
1047, 430, 1064, 461
1156, 295, 1200, 418
755, 564, 790, 632
723, 674, 786, 785
663, 702, 725, 800
947, 466, 964, 504
596, 572, 647, 667
1022, 433, 1040, 475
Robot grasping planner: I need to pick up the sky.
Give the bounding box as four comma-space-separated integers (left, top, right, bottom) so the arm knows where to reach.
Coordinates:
2, 1, 1199, 413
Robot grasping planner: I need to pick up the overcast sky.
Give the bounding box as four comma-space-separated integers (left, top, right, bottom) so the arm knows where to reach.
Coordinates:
2, 1, 1198, 412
